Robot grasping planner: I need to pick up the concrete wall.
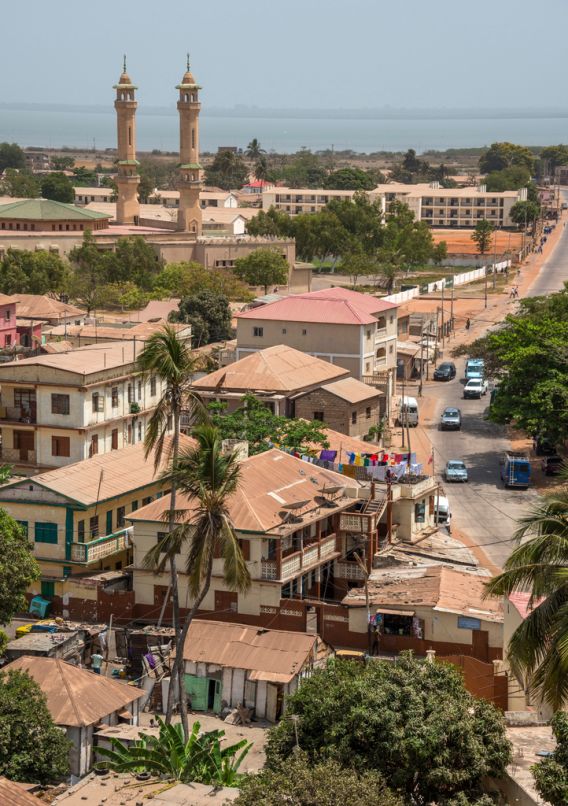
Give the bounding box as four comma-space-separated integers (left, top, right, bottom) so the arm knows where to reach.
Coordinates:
294, 387, 381, 437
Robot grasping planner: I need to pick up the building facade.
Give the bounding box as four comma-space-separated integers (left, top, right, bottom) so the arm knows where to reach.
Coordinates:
113, 58, 140, 224
176, 58, 203, 234
0, 341, 168, 472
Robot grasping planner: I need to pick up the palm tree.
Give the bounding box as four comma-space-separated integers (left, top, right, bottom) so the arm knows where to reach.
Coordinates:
245, 138, 265, 161
485, 488, 568, 709
254, 156, 269, 182
144, 424, 251, 740
137, 324, 204, 724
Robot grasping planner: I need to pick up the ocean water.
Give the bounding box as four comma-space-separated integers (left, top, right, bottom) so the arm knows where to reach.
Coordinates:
1, 106, 568, 154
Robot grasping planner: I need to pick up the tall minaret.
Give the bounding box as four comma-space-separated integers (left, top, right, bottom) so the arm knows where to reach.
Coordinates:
176, 55, 203, 234
113, 56, 140, 225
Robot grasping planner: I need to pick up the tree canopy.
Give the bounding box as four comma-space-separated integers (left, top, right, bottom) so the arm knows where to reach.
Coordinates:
0, 248, 69, 295
154, 261, 252, 302
204, 151, 249, 190
471, 220, 494, 255
236, 752, 403, 806
0, 668, 70, 783
208, 394, 330, 455
532, 712, 568, 805
171, 289, 233, 346
463, 286, 568, 444
40, 172, 75, 203
540, 144, 568, 170
233, 248, 289, 294
510, 200, 540, 226
0, 142, 26, 172
479, 142, 536, 174
0, 509, 40, 623
324, 167, 378, 190
266, 654, 511, 806
0, 168, 40, 198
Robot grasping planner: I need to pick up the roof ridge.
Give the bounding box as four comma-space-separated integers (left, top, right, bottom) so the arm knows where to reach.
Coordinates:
57, 658, 85, 726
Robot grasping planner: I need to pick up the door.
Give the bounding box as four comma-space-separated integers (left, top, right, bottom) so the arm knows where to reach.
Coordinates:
266, 683, 278, 722
209, 679, 222, 713
14, 430, 34, 461
472, 629, 489, 662
184, 675, 209, 711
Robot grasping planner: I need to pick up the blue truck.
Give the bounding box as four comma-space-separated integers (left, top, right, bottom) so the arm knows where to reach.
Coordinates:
500, 452, 531, 489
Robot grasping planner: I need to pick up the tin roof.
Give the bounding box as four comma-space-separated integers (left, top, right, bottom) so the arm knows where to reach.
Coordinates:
0, 778, 41, 806
319, 376, 382, 404
193, 344, 348, 393
179, 619, 316, 683
4, 656, 144, 727
0, 198, 110, 221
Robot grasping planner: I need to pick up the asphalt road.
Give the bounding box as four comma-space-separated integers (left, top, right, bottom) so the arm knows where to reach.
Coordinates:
422, 358, 540, 570
528, 195, 568, 297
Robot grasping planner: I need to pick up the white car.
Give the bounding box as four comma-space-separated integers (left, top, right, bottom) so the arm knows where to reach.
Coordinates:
463, 378, 488, 399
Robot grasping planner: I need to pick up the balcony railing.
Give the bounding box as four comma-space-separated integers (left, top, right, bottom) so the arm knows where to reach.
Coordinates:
339, 512, 378, 534
70, 527, 132, 564
260, 533, 338, 581
335, 560, 366, 580
0, 406, 37, 424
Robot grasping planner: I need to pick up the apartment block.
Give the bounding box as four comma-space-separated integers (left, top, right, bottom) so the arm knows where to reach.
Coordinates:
0, 341, 168, 472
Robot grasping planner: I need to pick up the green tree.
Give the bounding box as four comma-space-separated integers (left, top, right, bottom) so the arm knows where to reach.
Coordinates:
245, 206, 294, 238
137, 325, 204, 726
337, 250, 375, 288
138, 174, 154, 203
68, 231, 107, 314
266, 654, 511, 805
205, 151, 249, 190
104, 236, 162, 289
278, 149, 327, 188
479, 142, 536, 174
254, 156, 269, 181
236, 752, 403, 806
208, 394, 329, 455
324, 167, 377, 191
172, 289, 233, 345
98, 716, 251, 786
540, 144, 568, 171
0, 509, 40, 623
0, 249, 69, 295
1, 168, 40, 198
153, 261, 252, 303
234, 248, 289, 294
432, 241, 448, 266
484, 166, 532, 192
52, 155, 75, 171
71, 166, 98, 186
0, 143, 26, 172
144, 426, 251, 740
376, 202, 436, 291
510, 200, 541, 226
0, 669, 70, 783
532, 712, 568, 804
470, 287, 568, 444
471, 219, 494, 256
245, 138, 266, 161
40, 172, 75, 203
486, 490, 568, 709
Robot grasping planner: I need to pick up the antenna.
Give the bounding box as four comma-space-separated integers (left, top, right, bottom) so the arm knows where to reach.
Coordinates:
186, 52, 190, 71
123, 54, 127, 73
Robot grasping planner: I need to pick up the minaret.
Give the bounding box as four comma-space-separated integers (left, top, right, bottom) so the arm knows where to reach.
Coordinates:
176, 55, 203, 234
113, 56, 140, 225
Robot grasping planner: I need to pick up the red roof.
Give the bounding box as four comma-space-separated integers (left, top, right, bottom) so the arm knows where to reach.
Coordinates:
244, 180, 272, 188
237, 286, 396, 326
508, 592, 545, 620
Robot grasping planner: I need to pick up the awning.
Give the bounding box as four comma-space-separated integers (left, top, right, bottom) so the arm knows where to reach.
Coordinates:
118, 709, 132, 719
376, 607, 415, 617
248, 670, 295, 684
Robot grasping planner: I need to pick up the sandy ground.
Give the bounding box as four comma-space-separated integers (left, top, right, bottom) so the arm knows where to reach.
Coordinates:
432, 228, 524, 255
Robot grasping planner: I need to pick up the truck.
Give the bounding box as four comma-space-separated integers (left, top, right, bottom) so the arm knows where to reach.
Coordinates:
500, 451, 531, 489
396, 396, 419, 427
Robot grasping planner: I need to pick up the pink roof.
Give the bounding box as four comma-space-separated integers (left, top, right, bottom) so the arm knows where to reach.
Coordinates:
508, 592, 545, 620
237, 286, 396, 326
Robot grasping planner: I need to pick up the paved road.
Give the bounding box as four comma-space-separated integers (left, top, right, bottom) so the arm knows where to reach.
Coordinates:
421, 358, 540, 570
528, 194, 568, 297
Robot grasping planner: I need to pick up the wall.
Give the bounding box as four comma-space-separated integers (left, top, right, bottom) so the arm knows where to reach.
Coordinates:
294, 387, 381, 438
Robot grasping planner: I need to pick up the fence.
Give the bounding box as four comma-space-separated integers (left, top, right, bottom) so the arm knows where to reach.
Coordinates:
383, 259, 512, 304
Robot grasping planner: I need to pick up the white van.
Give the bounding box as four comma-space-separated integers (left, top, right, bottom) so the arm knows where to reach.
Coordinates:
435, 495, 451, 531
397, 396, 419, 427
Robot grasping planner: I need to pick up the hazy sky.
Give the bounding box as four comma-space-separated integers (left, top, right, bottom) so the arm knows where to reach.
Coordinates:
1, 0, 565, 110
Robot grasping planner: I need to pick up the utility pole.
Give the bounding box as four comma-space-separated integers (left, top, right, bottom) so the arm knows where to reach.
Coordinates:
419, 336, 424, 397
354, 553, 371, 655
484, 264, 488, 309
450, 287, 454, 336
492, 229, 498, 291
440, 284, 445, 348
400, 373, 405, 448
386, 472, 393, 544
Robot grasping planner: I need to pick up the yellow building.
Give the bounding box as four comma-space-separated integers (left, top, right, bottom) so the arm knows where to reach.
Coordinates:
113, 57, 140, 225
176, 56, 203, 234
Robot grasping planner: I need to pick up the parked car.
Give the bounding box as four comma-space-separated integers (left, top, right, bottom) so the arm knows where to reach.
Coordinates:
542, 455, 564, 476
445, 459, 468, 483
463, 378, 488, 399
440, 407, 462, 430
433, 362, 456, 381
533, 435, 557, 456
500, 451, 531, 489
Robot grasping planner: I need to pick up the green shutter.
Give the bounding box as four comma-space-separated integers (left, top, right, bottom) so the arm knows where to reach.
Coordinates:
41, 580, 55, 598
184, 676, 208, 711
106, 511, 113, 535
65, 509, 74, 560
35, 522, 58, 544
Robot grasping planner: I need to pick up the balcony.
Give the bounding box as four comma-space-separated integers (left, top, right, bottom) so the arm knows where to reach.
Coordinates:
70, 527, 132, 564
335, 560, 366, 581
260, 533, 338, 581
339, 511, 379, 534
0, 406, 37, 424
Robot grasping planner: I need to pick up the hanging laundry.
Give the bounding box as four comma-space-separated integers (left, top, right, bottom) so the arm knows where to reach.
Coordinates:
319, 449, 337, 462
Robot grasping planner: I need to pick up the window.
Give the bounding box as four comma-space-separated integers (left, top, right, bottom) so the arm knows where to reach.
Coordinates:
137, 380, 142, 400
281, 328, 287, 334
313, 411, 324, 422
252, 327, 264, 337
5, 334, 11, 347
415, 501, 426, 523
92, 392, 103, 412
51, 394, 69, 415
302, 329, 307, 335
51, 436, 70, 457
351, 411, 357, 425
127, 384, 134, 404
111, 386, 119, 408
142, 496, 152, 506
111, 428, 119, 450
89, 515, 99, 538
389, 344, 394, 354
89, 434, 98, 457
137, 421, 142, 441
157, 530, 180, 553
106, 510, 113, 534
78, 520, 85, 541
41, 580, 55, 598
35, 522, 58, 544
117, 506, 126, 528
150, 376, 157, 396
366, 330, 371, 339
4, 309, 10, 322
131, 500, 138, 512
366, 406, 372, 419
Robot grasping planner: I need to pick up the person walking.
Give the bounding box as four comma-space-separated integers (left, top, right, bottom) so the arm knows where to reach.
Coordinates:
465, 318, 471, 330
91, 652, 103, 675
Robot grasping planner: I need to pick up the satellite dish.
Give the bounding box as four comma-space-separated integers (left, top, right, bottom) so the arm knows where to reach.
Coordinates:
318, 485, 344, 496
281, 500, 311, 511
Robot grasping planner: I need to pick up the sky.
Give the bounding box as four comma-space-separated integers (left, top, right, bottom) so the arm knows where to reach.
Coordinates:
0, 0, 566, 110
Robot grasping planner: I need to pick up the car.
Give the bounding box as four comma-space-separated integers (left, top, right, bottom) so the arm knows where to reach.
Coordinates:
465, 358, 485, 380
440, 407, 462, 430
542, 455, 564, 476
433, 362, 456, 381
463, 378, 488, 399
445, 459, 468, 483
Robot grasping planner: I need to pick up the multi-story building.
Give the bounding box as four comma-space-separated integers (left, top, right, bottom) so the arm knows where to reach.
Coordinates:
0, 437, 188, 584
0, 341, 169, 472
0, 294, 17, 348
235, 287, 398, 393
262, 182, 526, 229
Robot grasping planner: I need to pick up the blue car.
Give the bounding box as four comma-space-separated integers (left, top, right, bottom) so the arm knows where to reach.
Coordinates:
445, 459, 468, 483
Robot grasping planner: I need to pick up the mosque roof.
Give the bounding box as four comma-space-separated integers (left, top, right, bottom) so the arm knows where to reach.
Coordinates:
0, 199, 110, 221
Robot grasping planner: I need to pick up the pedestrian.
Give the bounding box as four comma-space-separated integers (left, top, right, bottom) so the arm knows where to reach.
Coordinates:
91, 652, 103, 675
465, 318, 471, 330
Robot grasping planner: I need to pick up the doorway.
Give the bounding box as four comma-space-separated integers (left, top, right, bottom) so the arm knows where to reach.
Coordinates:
13, 430, 34, 461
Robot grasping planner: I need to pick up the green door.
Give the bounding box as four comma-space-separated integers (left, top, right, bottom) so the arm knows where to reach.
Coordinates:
184, 675, 208, 711
213, 680, 222, 714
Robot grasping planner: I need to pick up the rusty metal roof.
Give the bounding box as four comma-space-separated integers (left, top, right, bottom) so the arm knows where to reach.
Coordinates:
319, 376, 382, 404
180, 620, 316, 684
0, 777, 41, 805
4, 657, 144, 727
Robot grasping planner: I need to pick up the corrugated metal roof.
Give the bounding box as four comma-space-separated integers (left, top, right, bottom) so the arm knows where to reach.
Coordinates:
0, 340, 138, 375
180, 620, 316, 683
130, 448, 358, 533
11, 294, 85, 320
237, 286, 396, 326
4, 657, 144, 727
319, 377, 382, 404
0, 778, 41, 805
0, 198, 110, 221
193, 345, 347, 393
